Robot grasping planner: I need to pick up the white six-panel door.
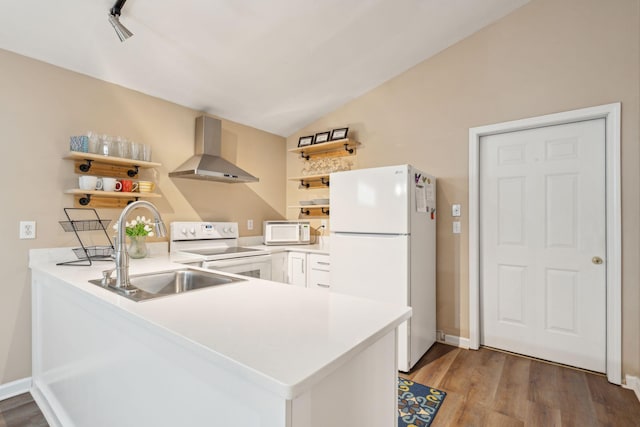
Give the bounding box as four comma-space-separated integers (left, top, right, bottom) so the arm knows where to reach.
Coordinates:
479, 118, 606, 372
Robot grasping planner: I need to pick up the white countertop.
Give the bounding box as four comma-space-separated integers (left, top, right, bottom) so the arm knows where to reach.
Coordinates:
30, 248, 410, 400
237, 235, 330, 255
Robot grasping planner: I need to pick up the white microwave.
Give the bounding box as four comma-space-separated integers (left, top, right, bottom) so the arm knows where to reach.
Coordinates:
264, 221, 311, 245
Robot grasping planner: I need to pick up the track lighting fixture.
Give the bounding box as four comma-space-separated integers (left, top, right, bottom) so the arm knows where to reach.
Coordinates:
108, 0, 133, 42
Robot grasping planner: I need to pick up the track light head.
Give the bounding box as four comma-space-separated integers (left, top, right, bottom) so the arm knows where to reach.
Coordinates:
108, 0, 133, 42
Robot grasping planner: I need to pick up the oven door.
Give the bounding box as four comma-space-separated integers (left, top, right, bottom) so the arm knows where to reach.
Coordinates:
202, 255, 272, 280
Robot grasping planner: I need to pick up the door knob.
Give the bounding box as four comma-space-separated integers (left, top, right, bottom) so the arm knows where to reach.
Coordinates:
592, 256, 604, 265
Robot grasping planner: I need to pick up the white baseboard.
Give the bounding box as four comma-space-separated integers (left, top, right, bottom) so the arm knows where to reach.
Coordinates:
623, 375, 640, 403
0, 377, 31, 400
437, 334, 470, 349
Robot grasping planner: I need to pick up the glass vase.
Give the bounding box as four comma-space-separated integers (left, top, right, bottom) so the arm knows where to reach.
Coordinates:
127, 235, 148, 259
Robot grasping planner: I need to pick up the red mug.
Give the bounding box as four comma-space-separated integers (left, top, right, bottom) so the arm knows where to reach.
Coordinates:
120, 180, 138, 193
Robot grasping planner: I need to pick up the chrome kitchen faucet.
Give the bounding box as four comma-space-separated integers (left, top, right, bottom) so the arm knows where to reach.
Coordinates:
109, 200, 167, 294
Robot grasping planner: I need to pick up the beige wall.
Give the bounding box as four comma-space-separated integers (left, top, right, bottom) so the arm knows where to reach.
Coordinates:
0, 49, 286, 384
1, 0, 638, 388
287, 0, 640, 378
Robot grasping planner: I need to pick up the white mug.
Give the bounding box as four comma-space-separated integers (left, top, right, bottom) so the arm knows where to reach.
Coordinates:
101, 177, 122, 192
79, 176, 101, 190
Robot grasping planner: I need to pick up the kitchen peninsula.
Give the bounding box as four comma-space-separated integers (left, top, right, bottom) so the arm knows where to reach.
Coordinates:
29, 248, 410, 427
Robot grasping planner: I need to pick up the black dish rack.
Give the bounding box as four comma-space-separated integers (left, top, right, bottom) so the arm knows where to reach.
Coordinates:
57, 208, 115, 266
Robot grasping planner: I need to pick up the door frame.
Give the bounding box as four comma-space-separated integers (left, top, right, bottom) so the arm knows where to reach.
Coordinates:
468, 103, 621, 384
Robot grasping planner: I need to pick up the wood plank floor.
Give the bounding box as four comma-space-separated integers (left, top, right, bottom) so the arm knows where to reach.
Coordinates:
402, 343, 640, 427
1, 344, 639, 426
0, 393, 47, 427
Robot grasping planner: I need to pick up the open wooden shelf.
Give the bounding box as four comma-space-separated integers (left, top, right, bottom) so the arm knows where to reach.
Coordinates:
288, 139, 359, 159
288, 204, 330, 209
65, 189, 161, 198
65, 150, 162, 208
64, 152, 161, 168
288, 204, 330, 216
288, 138, 360, 217
65, 189, 161, 208
288, 174, 330, 188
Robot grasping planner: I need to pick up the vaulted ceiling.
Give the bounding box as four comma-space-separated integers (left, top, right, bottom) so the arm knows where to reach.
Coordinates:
0, 0, 529, 136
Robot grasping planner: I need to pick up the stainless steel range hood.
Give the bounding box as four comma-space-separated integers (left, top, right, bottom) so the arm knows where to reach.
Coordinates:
169, 116, 259, 183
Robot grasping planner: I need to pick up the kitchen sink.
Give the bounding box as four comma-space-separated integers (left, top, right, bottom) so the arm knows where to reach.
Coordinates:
89, 268, 246, 302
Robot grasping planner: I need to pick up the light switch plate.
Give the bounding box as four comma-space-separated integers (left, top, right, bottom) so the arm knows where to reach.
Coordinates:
247, 219, 254, 230
452, 204, 461, 217
453, 221, 461, 234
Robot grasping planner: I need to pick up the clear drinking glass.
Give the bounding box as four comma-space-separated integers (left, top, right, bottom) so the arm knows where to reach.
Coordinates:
130, 141, 141, 160
99, 134, 113, 156
117, 137, 131, 159
87, 131, 100, 154
142, 143, 152, 162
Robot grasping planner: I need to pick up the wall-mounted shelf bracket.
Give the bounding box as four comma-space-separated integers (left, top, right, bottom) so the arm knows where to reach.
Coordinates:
321, 207, 330, 215
344, 144, 354, 154
300, 208, 311, 215
299, 179, 310, 189
300, 152, 310, 160
79, 194, 92, 206
79, 159, 93, 173
127, 165, 140, 177
321, 177, 330, 187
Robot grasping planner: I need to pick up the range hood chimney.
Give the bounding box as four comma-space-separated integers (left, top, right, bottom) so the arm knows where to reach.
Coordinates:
169, 116, 259, 183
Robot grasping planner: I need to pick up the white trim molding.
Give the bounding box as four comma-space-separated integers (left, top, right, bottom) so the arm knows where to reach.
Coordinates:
468, 103, 622, 385
438, 334, 470, 349
0, 377, 32, 401
623, 375, 640, 403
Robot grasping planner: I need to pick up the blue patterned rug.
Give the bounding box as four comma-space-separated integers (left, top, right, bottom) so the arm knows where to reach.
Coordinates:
398, 377, 446, 427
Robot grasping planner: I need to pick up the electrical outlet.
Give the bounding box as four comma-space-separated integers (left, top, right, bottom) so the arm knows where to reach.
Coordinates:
436, 330, 445, 341
247, 219, 254, 230
452, 204, 461, 217
20, 221, 36, 239
453, 221, 461, 234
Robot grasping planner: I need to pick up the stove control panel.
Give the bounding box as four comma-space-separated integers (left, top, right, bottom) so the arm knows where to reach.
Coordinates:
170, 222, 238, 241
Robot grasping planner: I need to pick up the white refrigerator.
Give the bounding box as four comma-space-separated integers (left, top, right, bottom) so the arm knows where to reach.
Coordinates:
329, 164, 436, 372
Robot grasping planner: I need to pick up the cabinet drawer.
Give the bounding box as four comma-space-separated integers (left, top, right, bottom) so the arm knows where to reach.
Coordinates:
308, 254, 330, 270
308, 268, 331, 291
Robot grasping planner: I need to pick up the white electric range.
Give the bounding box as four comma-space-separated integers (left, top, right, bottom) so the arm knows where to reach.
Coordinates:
170, 221, 272, 279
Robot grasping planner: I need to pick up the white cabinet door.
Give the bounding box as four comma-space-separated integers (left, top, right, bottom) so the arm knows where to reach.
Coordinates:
270, 251, 287, 283
287, 252, 307, 287
308, 254, 331, 291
